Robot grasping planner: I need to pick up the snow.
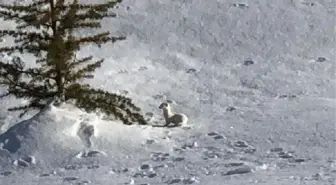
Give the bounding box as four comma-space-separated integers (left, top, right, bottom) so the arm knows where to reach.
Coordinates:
0, 0, 335, 185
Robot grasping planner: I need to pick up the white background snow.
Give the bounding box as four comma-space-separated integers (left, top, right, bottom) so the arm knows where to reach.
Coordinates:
0, 0, 335, 185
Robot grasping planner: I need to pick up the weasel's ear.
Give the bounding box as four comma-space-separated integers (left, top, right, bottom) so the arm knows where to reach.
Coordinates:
159, 103, 168, 109
166, 99, 173, 103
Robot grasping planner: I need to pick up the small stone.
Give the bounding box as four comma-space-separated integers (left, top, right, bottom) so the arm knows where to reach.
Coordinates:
126, 6, 131, 10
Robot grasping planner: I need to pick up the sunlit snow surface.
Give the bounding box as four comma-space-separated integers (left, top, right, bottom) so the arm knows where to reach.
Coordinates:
0, 0, 335, 184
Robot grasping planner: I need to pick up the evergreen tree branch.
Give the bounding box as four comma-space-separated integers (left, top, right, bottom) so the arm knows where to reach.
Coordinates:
74, 32, 126, 46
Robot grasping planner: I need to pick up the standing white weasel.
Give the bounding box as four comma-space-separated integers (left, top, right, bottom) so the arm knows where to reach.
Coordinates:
159, 102, 188, 127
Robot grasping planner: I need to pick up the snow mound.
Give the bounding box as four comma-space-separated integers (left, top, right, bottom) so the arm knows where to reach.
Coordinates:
0, 103, 172, 169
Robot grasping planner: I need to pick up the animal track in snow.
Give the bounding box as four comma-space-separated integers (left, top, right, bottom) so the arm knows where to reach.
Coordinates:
152, 94, 165, 100
119, 90, 129, 95
64, 164, 84, 170
316, 57, 326, 62
145, 139, 155, 145
180, 141, 198, 150
0, 171, 12, 176
222, 166, 252, 176
243, 60, 254, 66
277, 94, 297, 99
87, 164, 100, 169
150, 152, 170, 161
186, 68, 197, 74
166, 176, 199, 184
13, 156, 36, 167
226, 106, 236, 112
140, 164, 151, 170
139, 66, 148, 71
232, 3, 249, 8
234, 141, 249, 148
269, 148, 307, 165
118, 69, 128, 74
63, 176, 79, 182
207, 132, 226, 140
172, 156, 185, 162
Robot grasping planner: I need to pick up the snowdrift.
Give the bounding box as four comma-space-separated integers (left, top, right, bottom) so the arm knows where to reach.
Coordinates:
0, 103, 172, 170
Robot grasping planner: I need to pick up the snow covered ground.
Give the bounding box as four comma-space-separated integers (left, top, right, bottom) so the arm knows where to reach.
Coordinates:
0, 0, 335, 184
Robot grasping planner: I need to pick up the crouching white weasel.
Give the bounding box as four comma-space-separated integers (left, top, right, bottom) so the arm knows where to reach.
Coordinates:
159, 102, 188, 127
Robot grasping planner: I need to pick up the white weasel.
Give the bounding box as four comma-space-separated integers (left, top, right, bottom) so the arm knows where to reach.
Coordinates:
159, 102, 188, 127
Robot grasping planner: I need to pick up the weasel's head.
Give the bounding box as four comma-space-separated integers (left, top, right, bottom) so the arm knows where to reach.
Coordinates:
159, 102, 170, 110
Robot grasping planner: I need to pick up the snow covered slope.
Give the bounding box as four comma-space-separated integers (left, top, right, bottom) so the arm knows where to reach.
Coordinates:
0, 0, 335, 184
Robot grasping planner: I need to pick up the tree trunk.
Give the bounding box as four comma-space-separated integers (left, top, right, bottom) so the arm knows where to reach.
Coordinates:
50, 0, 65, 102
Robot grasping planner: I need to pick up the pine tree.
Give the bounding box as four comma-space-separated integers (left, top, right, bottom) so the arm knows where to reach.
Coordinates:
0, 0, 148, 125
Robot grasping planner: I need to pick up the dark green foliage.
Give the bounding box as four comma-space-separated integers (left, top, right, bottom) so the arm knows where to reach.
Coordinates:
0, 0, 148, 125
